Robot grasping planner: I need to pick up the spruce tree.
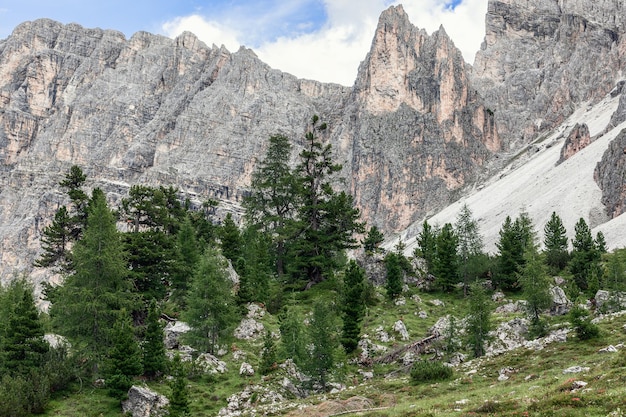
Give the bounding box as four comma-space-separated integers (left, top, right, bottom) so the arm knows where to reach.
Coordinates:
496, 212, 534, 290
466, 282, 492, 358
434, 223, 459, 292
362, 225, 385, 254
259, 332, 278, 375
49, 188, 131, 368
384, 252, 403, 300
142, 299, 167, 379
279, 308, 306, 366
570, 218, 599, 291
341, 260, 366, 353
543, 212, 569, 273
244, 134, 297, 277
2, 283, 49, 376
171, 217, 201, 305
105, 310, 143, 399
415, 220, 437, 274
168, 355, 190, 417
236, 227, 272, 306
455, 204, 484, 294
218, 213, 242, 264
59, 165, 89, 241
183, 248, 238, 355
518, 249, 552, 338
306, 301, 337, 390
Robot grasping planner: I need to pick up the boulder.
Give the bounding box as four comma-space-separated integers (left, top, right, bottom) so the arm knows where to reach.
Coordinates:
393, 320, 409, 341
122, 386, 169, 417
375, 326, 393, 343
196, 352, 228, 374
234, 318, 264, 340
550, 286, 571, 316
239, 362, 255, 376
246, 303, 266, 319
486, 318, 529, 356
163, 321, 191, 349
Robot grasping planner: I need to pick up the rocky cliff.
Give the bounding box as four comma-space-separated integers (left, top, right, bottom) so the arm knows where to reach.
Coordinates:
472, 0, 626, 149
0, 7, 498, 284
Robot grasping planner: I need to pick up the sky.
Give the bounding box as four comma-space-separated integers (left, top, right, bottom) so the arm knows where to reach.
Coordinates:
0, 0, 489, 86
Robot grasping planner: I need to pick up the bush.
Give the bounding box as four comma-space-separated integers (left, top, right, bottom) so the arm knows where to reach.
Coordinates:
569, 306, 599, 340
410, 360, 454, 384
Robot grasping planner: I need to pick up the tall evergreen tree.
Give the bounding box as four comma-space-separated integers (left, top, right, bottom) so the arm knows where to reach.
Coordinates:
105, 310, 143, 399
518, 248, 552, 337
384, 252, 403, 300
496, 212, 535, 290
595, 231, 607, 254
183, 248, 238, 355
49, 188, 131, 368
259, 332, 278, 375
168, 355, 190, 417
543, 212, 569, 273
362, 225, 385, 254
415, 220, 437, 274
142, 300, 167, 379
59, 165, 89, 240
570, 218, 599, 291
288, 116, 364, 284
171, 217, 201, 305
244, 134, 297, 277
434, 223, 459, 292
1, 282, 49, 376
341, 260, 366, 353
306, 301, 338, 390
465, 282, 492, 358
218, 213, 242, 264
34, 206, 73, 272
455, 204, 484, 294
236, 227, 272, 306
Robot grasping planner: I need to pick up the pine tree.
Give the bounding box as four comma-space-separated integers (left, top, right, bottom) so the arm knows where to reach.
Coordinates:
259, 332, 278, 375
244, 134, 297, 277
34, 206, 73, 272
384, 252, 403, 300
219, 213, 242, 264
168, 355, 190, 417
455, 204, 484, 294
59, 165, 89, 241
595, 231, 607, 254
466, 282, 492, 358
518, 249, 552, 338
570, 218, 599, 291
341, 260, 366, 353
49, 188, 131, 368
362, 225, 385, 254
306, 301, 337, 390
105, 310, 143, 399
183, 248, 238, 355
543, 212, 569, 273
496, 212, 534, 290
171, 217, 201, 305
434, 223, 459, 292
236, 227, 272, 306
1, 282, 49, 376
279, 308, 306, 366
142, 299, 167, 379
415, 220, 437, 274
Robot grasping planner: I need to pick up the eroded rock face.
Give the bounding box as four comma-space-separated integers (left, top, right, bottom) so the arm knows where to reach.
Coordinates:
558, 123, 591, 164
595, 128, 626, 218
472, 0, 626, 148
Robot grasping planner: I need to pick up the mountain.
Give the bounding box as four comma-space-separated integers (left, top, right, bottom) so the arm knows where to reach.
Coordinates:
0, 1, 625, 288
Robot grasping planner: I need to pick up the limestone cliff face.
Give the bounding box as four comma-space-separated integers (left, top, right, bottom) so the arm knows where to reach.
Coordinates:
472, 0, 626, 149
595, 128, 626, 218
345, 6, 499, 231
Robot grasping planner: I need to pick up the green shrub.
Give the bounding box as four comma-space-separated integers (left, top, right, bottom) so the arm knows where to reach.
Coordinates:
569, 306, 599, 340
410, 360, 453, 384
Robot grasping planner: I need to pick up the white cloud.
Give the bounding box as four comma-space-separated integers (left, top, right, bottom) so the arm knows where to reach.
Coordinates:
161, 0, 488, 86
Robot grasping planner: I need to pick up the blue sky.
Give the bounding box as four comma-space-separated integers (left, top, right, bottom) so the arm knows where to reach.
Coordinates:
0, 0, 488, 85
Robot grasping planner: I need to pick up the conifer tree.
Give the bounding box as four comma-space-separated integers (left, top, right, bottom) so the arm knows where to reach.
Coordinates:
518, 248, 552, 338
105, 310, 143, 399
362, 225, 385, 254
543, 212, 569, 273
595, 231, 607, 254
434, 223, 459, 292
34, 206, 73, 272
466, 282, 492, 358
415, 220, 437, 274
259, 332, 278, 375
455, 204, 484, 294
236, 227, 272, 306
142, 299, 167, 379
183, 248, 238, 355
306, 301, 337, 390
49, 188, 131, 368
341, 260, 366, 353
385, 252, 403, 300
171, 217, 201, 305
1, 282, 49, 376
244, 134, 297, 277
496, 212, 535, 290
570, 218, 599, 291
168, 355, 190, 417
219, 213, 242, 264
59, 165, 89, 240
279, 308, 306, 366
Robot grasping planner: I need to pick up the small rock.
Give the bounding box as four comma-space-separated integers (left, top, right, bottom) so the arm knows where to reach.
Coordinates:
395, 296, 406, 306
418, 311, 428, 319
232, 350, 247, 361
498, 367, 515, 381
492, 291, 506, 302
163, 321, 191, 349
246, 303, 266, 319
93, 378, 106, 388
234, 318, 264, 340
375, 326, 393, 343
44, 333, 69, 349
239, 362, 255, 376
122, 386, 169, 417
554, 276, 566, 286
411, 294, 422, 303
563, 366, 590, 374
571, 380, 588, 391
599, 345, 618, 353
430, 299, 445, 307
550, 286, 571, 316
393, 320, 409, 341
455, 399, 469, 405
358, 370, 374, 380
196, 353, 228, 374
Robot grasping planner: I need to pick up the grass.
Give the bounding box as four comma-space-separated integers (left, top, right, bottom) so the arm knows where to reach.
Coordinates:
43, 288, 626, 417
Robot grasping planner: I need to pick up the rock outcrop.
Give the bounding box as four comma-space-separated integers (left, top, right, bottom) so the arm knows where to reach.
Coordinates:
558, 123, 591, 164
472, 0, 626, 149
122, 386, 169, 417
595, 128, 626, 218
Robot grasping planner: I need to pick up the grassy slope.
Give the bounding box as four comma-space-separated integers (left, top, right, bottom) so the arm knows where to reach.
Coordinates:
44, 285, 626, 417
